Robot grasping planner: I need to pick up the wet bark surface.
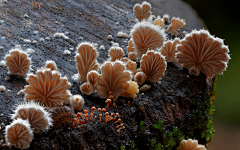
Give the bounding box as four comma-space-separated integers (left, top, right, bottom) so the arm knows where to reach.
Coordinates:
0, 0, 214, 149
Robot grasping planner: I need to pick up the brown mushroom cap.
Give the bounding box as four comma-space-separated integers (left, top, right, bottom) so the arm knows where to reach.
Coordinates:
97, 61, 131, 99
75, 42, 99, 82
131, 21, 165, 59
4, 49, 31, 77
45, 60, 57, 71
140, 50, 167, 82
134, 71, 147, 86
80, 82, 94, 95
109, 46, 124, 61
177, 139, 206, 150
127, 39, 134, 53
87, 70, 99, 88
160, 38, 180, 62
70, 94, 85, 110
133, 1, 152, 21
167, 17, 186, 36
12, 102, 52, 133
24, 68, 71, 107
154, 17, 164, 28
5, 119, 33, 149
120, 80, 139, 98
126, 60, 137, 73
176, 29, 230, 78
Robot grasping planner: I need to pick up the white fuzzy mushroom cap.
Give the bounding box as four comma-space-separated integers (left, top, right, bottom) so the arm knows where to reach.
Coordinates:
5, 118, 33, 149
12, 101, 52, 133
70, 94, 85, 110
131, 21, 166, 60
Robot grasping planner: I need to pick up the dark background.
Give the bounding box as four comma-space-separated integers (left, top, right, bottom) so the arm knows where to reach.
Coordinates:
182, 0, 240, 149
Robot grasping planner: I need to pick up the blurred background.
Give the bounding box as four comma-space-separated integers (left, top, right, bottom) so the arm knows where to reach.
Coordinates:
182, 0, 240, 149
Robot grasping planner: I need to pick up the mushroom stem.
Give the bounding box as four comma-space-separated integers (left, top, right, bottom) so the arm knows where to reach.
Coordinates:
105, 112, 109, 123
72, 118, 77, 128
113, 113, 119, 122
115, 123, 123, 129
99, 114, 102, 123
114, 118, 121, 124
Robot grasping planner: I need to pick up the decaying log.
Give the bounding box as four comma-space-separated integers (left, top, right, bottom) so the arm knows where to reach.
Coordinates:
0, 0, 214, 149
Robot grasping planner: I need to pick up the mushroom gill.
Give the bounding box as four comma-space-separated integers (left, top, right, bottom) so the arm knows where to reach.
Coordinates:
140, 50, 167, 82
176, 29, 230, 78
131, 21, 165, 59
97, 61, 131, 99
133, 1, 152, 21
75, 42, 99, 82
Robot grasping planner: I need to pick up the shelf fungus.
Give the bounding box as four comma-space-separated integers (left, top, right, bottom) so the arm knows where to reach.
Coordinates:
109, 46, 124, 61
120, 81, 139, 98
154, 16, 164, 28
87, 70, 99, 89
163, 14, 170, 22
45, 60, 57, 71
80, 82, 94, 95
24, 68, 72, 108
4, 49, 31, 77
133, 1, 152, 21
160, 38, 180, 62
75, 42, 99, 82
126, 60, 137, 74
127, 39, 135, 60
12, 102, 52, 133
5, 119, 33, 149
167, 17, 186, 36
177, 139, 206, 150
97, 61, 131, 99
70, 94, 85, 110
140, 50, 167, 82
176, 29, 230, 78
134, 71, 147, 86
131, 21, 165, 59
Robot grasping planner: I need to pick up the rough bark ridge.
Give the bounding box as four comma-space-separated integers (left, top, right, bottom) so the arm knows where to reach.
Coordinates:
0, 0, 214, 149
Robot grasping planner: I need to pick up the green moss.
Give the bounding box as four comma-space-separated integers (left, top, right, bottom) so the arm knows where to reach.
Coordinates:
122, 90, 215, 150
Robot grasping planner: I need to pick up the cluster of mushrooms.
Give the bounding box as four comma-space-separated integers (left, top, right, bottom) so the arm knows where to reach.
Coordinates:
0, 1, 230, 150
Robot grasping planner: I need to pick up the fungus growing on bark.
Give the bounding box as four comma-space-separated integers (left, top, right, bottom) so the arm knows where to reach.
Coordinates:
120, 81, 139, 98
140, 84, 151, 91
177, 139, 206, 150
163, 14, 170, 22
134, 72, 147, 86
24, 68, 71, 107
0, 85, 6, 92
128, 52, 136, 61
12, 102, 52, 133
176, 29, 230, 77
109, 46, 124, 61
45, 60, 57, 71
5, 119, 33, 149
4, 49, 31, 77
167, 17, 186, 36
75, 42, 99, 82
154, 17, 164, 28
97, 61, 131, 99
80, 82, 94, 95
126, 60, 137, 74
160, 38, 180, 62
133, 1, 152, 21
131, 21, 165, 59
127, 39, 134, 53
70, 95, 84, 110
127, 40, 136, 60
87, 70, 99, 88
140, 50, 167, 82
